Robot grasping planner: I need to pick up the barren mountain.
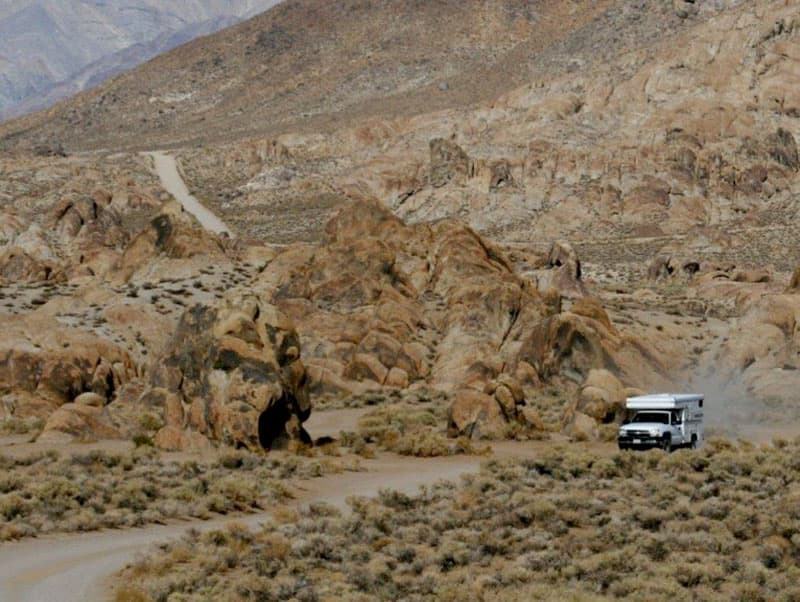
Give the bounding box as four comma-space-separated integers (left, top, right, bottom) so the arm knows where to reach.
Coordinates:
1, 0, 638, 150
0, 0, 281, 120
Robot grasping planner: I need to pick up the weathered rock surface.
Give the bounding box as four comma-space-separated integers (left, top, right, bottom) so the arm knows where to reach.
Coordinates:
537, 240, 585, 298
149, 292, 311, 450
718, 291, 800, 404
116, 203, 228, 283
0, 153, 165, 285
38, 403, 121, 443
249, 200, 669, 439
0, 315, 136, 412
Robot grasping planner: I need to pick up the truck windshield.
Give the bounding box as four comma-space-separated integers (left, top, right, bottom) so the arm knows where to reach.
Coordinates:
631, 412, 669, 424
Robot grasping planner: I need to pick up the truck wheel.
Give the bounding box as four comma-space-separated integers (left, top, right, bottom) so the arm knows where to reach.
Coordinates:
660, 435, 671, 452
691, 435, 698, 449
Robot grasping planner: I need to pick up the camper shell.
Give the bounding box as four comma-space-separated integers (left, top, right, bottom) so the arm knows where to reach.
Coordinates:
618, 393, 704, 451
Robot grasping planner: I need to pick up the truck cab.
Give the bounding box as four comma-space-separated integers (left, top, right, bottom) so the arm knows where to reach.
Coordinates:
618, 393, 704, 451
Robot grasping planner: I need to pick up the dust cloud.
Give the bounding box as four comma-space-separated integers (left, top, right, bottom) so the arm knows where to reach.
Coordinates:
688, 369, 800, 444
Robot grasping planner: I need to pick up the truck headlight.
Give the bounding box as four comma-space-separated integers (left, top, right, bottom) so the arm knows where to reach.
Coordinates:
649, 428, 660, 437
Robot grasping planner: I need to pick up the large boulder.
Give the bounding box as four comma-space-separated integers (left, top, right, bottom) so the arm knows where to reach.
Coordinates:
447, 373, 540, 440
447, 389, 507, 439
577, 370, 625, 419
38, 403, 121, 443
115, 204, 227, 283
150, 292, 311, 450
537, 240, 585, 297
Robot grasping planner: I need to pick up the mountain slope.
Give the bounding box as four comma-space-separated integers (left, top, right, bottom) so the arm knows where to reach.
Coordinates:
0, 0, 282, 120
1, 0, 622, 150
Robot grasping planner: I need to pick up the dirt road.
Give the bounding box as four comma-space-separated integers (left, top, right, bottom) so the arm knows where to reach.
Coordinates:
147, 151, 233, 236
0, 409, 466, 601
0, 408, 613, 601
0, 455, 481, 602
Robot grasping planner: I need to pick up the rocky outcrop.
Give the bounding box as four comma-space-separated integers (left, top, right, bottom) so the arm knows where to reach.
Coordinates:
429, 138, 473, 188
116, 204, 228, 283
489, 159, 515, 192
537, 240, 585, 297
252, 199, 666, 439
717, 292, 800, 403
38, 403, 121, 443
0, 247, 64, 284
515, 296, 666, 406
0, 317, 135, 411
647, 254, 704, 281
0, 224, 64, 284
647, 255, 675, 281
149, 292, 311, 451
0, 313, 136, 441
447, 373, 542, 439
50, 195, 131, 279
258, 200, 547, 420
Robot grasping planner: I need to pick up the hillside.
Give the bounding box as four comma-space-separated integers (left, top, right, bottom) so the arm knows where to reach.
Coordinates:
0, 0, 281, 120
0, 0, 652, 150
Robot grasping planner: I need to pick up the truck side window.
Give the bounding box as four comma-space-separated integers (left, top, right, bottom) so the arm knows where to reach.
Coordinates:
672, 411, 682, 425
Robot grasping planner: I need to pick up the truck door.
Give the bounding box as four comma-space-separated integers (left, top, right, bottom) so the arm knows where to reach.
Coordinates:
671, 410, 685, 444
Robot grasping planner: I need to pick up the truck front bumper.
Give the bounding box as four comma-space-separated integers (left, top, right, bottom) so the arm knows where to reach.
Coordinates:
617, 435, 662, 450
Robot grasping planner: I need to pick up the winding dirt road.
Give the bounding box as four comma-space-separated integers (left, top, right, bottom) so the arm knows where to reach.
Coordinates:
0, 453, 482, 602
147, 151, 233, 236
0, 410, 489, 601
0, 405, 608, 601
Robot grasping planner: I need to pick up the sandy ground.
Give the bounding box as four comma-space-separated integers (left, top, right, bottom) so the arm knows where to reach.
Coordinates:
148, 151, 233, 236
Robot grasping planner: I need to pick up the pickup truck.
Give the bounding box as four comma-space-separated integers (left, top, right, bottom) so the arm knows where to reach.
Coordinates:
618, 393, 704, 451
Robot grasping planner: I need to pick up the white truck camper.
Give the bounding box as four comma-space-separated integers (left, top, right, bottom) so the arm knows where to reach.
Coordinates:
617, 393, 704, 451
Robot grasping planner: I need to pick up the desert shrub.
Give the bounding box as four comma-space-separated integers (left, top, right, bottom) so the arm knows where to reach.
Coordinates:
0, 448, 359, 541
349, 402, 484, 457
0, 417, 44, 436
137, 413, 163, 432
117, 439, 800, 601
132, 434, 153, 447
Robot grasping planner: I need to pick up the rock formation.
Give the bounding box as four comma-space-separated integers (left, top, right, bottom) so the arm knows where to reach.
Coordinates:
0, 313, 136, 441
116, 203, 228, 284
247, 199, 669, 439
149, 292, 311, 451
